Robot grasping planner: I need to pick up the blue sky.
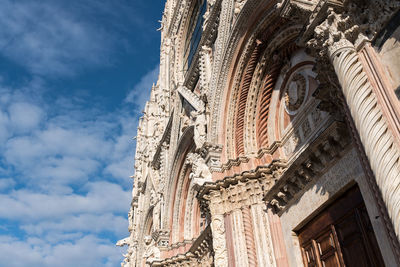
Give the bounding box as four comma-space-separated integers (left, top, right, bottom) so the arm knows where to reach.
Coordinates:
0, 0, 164, 266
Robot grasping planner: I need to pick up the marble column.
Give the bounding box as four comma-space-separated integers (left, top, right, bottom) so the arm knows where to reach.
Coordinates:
309, 9, 400, 239
208, 192, 229, 267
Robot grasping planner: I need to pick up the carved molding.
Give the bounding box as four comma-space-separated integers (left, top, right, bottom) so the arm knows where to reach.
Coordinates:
152, 226, 214, 267
264, 121, 351, 214
198, 161, 287, 216
177, 86, 205, 112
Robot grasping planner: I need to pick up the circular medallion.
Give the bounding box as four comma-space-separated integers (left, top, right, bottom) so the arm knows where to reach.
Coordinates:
284, 73, 307, 114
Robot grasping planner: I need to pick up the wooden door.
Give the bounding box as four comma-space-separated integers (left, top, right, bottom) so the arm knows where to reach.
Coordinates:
297, 186, 385, 267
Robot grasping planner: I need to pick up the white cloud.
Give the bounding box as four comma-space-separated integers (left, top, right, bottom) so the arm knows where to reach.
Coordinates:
0, 178, 15, 192
0, 81, 137, 266
22, 213, 128, 237
9, 102, 44, 133
125, 65, 159, 111
0, 182, 130, 221
0, 235, 124, 267
0, 0, 113, 76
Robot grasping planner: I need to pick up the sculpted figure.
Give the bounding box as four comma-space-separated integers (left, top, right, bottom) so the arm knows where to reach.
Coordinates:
150, 189, 161, 231
186, 152, 212, 187
190, 110, 207, 150
143, 235, 160, 266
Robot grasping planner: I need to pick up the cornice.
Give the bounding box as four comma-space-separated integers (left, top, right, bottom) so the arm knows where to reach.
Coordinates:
197, 160, 287, 215
152, 226, 213, 266
264, 120, 351, 214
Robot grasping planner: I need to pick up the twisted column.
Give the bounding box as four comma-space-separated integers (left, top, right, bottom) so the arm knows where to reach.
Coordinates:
242, 206, 258, 267
328, 39, 400, 239
304, 7, 400, 241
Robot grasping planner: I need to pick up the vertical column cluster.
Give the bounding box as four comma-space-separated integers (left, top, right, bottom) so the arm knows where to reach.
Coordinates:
201, 173, 279, 267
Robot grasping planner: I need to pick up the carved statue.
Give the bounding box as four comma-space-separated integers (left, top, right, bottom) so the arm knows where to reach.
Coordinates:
190, 110, 207, 150
143, 235, 160, 266
186, 152, 212, 187
150, 189, 161, 231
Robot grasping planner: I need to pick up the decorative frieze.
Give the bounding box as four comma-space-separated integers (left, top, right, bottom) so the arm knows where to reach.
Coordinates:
198, 161, 286, 216
177, 86, 205, 112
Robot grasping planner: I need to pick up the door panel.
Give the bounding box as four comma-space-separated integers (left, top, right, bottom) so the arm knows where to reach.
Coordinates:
297, 186, 385, 267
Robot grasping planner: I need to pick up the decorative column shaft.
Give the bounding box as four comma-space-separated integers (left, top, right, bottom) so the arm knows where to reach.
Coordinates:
208, 192, 229, 267
210, 214, 229, 267
308, 9, 400, 239
242, 206, 258, 267
329, 40, 400, 239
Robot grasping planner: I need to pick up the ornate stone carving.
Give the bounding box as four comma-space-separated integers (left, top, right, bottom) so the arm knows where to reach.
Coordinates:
200, 142, 223, 172
152, 226, 213, 267
190, 110, 207, 150
278, 0, 318, 22
186, 152, 212, 188
198, 161, 287, 216
304, 4, 400, 241
284, 73, 307, 114
265, 121, 351, 214
177, 86, 205, 112
210, 214, 228, 267
143, 235, 161, 266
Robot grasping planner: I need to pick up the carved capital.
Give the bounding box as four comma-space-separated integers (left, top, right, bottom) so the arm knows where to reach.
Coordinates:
306, 8, 359, 59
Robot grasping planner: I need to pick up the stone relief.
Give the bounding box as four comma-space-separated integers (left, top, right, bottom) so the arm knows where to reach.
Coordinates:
150, 189, 162, 231
186, 152, 212, 188
284, 73, 307, 114
143, 235, 160, 266
190, 110, 207, 150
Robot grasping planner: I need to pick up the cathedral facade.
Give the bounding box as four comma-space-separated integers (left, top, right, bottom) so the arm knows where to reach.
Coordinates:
118, 0, 400, 266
